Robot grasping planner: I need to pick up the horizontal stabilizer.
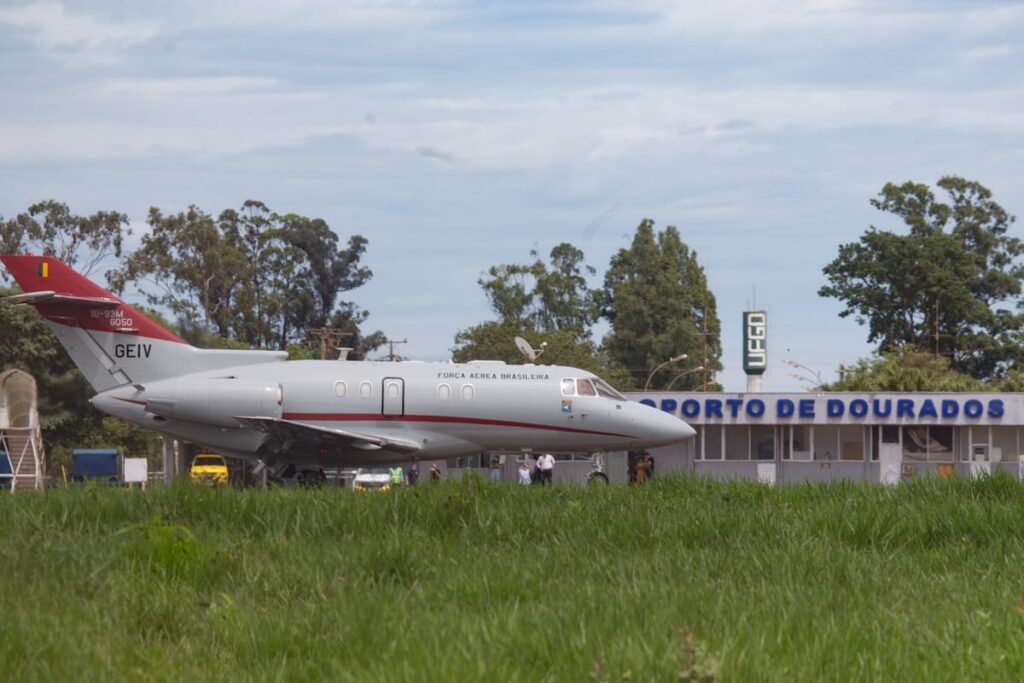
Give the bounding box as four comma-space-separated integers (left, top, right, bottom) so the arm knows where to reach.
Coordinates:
1, 291, 120, 308
235, 416, 421, 454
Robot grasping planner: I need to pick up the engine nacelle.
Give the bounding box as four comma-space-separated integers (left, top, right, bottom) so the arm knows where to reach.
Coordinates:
144, 377, 283, 428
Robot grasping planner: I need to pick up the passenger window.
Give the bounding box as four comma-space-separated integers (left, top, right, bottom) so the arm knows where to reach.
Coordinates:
576, 379, 596, 396
359, 381, 372, 398
334, 381, 347, 398
561, 378, 576, 396
438, 383, 451, 400
386, 382, 400, 399
461, 384, 475, 401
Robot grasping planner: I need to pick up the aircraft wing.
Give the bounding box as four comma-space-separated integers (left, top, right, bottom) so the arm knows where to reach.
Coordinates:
234, 416, 421, 455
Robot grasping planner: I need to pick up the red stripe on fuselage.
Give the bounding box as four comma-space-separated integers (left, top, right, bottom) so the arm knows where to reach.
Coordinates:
281, 412, 634, 439
109, 399, 634, 439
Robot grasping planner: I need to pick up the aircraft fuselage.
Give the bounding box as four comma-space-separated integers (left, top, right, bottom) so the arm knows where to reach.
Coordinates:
92, 359, 694, 466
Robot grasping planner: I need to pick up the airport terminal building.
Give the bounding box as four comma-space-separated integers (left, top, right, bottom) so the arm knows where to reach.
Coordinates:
628, 391, 1024, 484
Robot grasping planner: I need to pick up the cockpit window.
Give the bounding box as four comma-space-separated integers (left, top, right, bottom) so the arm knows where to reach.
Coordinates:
592, 377, 626, 401
576, 378, 597, 396
561, 378, 576, 396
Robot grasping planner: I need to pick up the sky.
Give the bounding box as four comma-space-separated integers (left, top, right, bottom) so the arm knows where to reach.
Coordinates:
1, 0, 1022, 391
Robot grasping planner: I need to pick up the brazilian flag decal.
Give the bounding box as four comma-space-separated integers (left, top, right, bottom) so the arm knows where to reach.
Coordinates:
38, 262, 48, 278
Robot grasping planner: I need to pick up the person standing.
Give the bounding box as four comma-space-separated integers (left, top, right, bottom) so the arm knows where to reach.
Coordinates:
429, 463, 441, 482
406, 462, 419, 486
489, 454, 502, 482
635, 456, 649, 485
389, 465, 403, 488
536, 452, 555, 485
518, 462, 532, 486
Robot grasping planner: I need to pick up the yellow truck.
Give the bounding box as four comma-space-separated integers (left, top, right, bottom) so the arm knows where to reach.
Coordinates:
190, 453, 229, 486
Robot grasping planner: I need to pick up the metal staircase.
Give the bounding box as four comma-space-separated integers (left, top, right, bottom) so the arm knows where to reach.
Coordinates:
0, 369, 45, 492
1, 429, 43, 491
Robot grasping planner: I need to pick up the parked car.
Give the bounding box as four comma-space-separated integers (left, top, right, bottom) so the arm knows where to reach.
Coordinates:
190, 453, 229, 486
352, 467, 391, 492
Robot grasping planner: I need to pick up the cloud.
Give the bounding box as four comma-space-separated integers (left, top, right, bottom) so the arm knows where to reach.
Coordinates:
102, 77, 281, 98
959, 44, 1014, 62
415, 146, 458, 164
97, 0, 450, 34
2, 76, 1023, 167
0, 1, 156, 64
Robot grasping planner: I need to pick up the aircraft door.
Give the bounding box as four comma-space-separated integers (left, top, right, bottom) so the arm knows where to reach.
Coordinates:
382, 377, 405, 416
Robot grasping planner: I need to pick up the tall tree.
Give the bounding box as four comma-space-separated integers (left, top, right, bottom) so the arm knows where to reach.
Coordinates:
601, 219, 722, 391
0, 200, 130, 277
819, 177, 1023, 380
217, 200, 279, 348
453, 244, 627, 383
110, 202, 383, 356
478, 243, 601, 336
275, 214, 374, 329
109, 205, 248, 337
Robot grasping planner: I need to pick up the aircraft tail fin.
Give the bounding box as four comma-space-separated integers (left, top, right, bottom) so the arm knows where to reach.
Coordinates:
1, 255, 287, 392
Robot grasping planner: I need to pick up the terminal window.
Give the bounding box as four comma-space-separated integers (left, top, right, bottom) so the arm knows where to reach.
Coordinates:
902, 426, 953, 462
724, 426, 749, 461
751, 425, 774, 461
839, 425, 866, 461
991, 427, 1019, 463
702, 425, 723, 460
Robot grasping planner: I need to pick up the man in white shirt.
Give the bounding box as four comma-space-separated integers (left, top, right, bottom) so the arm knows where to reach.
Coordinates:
536, 452, 555, 485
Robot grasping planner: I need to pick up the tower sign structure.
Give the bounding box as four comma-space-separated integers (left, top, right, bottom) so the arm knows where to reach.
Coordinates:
743, 311, 767, 392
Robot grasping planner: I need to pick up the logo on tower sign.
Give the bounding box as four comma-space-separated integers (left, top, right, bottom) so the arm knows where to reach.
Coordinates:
743, 311, 766, 375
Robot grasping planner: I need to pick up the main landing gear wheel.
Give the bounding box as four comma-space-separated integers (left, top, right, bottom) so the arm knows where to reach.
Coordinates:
587, 471, 609, 485
298, 469, 326, 488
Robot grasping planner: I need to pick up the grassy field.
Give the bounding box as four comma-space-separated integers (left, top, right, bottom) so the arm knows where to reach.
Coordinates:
3, 475, 1024, 682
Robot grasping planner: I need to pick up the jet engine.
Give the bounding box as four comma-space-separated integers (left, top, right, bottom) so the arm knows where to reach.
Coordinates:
143, 377, 283, 428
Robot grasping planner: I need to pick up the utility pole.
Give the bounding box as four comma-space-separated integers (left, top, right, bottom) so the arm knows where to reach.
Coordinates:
306, 328, 353, 360
383, 337, 408, 362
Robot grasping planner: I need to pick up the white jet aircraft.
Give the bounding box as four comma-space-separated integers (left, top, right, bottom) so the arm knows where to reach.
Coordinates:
1, 255, 695, 484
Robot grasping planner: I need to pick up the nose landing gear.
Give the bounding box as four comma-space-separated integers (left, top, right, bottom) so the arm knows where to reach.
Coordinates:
587, 453, 609, 485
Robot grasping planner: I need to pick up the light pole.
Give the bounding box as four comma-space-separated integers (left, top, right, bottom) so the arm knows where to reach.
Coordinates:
783, 359, 824, 389
644, 354, 688, 391
665, 366, 705, 391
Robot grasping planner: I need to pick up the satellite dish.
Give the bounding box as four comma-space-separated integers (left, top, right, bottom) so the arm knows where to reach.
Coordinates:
514, 336, 536, 362
514, 336, 546, 362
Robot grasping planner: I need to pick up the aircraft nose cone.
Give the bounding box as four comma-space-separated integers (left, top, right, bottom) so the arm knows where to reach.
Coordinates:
636, 405, 695, 446
657, 411, 696, 444
668, 416, 697, 441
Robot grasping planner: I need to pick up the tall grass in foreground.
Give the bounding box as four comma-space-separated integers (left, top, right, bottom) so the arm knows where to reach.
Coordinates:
3, 475, 1024, 681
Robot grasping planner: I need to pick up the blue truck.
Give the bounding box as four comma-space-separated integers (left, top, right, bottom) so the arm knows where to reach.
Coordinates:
71, 449, 120, 482
0, 450, 11, 490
